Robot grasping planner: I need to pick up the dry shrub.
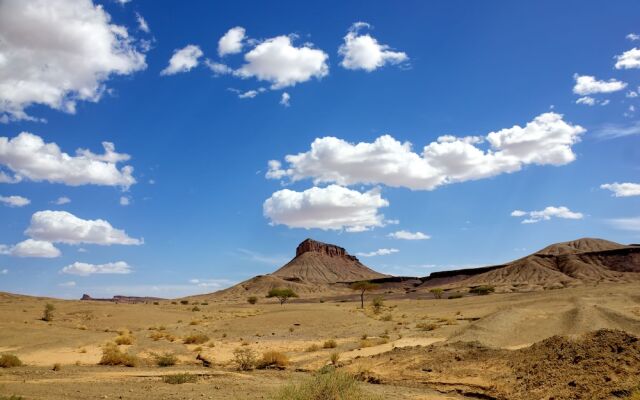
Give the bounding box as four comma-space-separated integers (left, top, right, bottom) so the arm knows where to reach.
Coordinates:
149, 332, 165, 341
52, 363, 62, 371
183, 333, 209, 344
416, 322, 438, 331
359, 337, 388, 348
0, 396, 24, 400
270, 368, 380, 400
189, 320, 201, 326
114, 335, 134, 345
257, 350, 289, 369
0, 354, 22, 368
233, 347, 256, 371
163, 373, 197, 384
42, 303, 55, 322
305, 344, 320, 352
155, 352, 178, 367
323, 339, 337, 349
247, 296, 258, 304
329, 352, 340, 365
381, 313, 393, 321
98, 343, 137, 367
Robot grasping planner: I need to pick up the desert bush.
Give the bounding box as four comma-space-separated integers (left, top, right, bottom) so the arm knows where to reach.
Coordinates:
153, 301, 159, 305
114, 335, 134, 345
247, 296, 258, 304
359, 337, 388, 348
270, 368, 380, 400
201, 302, 209, 305
155, 352, 178, 367
381, 313, 393, 321
42, 303, 55, 322
52, 363, 61, 371
183, 333, 209, 344
233, 347, 257, 371
371, 296, 384, 314
0, 396, 24, 400
305, 344, 320, 352
191, 306, 201, 312
416, 322, 437, 331
98, 343, 137, 367
429, 288, 444, 299
323, 339, 337, 349
329, 352, 340, 365
0, 354, 22, 368
266, 288, 298, 305
171, 301, 177, 305
470, 285, 495, 295
163, 373, 197, 384
257, 350, 289, 369
149, 332, 165, 341
180, 300, 189, 305
189, 320, 200, 325
448, 293, 463, 299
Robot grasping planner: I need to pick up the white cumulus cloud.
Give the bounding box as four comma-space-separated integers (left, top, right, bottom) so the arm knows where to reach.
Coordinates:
0, 0, 147, 121
339, 22, 408, 71
356, 248, 399, 257
0, 132, 135, 188
160, 45, 203, 76
267, 112, 584, 191
615, 48, 640, 69
387, 230, 430, 240
218, 26, 246, 57
511, 206, 583, 224
263, 184, 389, 232
1, 239, 61, 258
600, 182, 640, 197
25, 210, 142, 245
573, 74, 627, 95
54, 197, 71, 205
280, 92, 291, 107
235, 36, 329, 89
61, 261, 132, 276
0, 195, 30, 207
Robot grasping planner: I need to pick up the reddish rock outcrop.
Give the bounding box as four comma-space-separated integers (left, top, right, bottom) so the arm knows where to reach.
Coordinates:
295, 238, 357, 261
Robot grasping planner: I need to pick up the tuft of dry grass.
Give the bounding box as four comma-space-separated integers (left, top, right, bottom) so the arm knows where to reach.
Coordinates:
359, 337, 388, 348
257, 350, 289, 369
155, 352, 178, 367
114, 335, 134, 345
0, 354, 23, 368
52, 363, 62, 371
329, 352, 340, 365
270, 368, 381, 400
416, 322, 438, 331
233, 347, 257, 371
323, 339, 337, 349
163, 373, 197, 384
98, 343, 137, 367
305, 343, 321, 352
183, 333, 209, 344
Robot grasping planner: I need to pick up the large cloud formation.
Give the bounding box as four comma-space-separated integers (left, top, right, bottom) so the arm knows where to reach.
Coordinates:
0, 0, 147, 122
0, 132, 135, 188
267, 112, 585, 191
263, 184, 389, 232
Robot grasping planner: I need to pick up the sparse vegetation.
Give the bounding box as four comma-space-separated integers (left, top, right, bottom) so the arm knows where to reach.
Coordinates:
323, 339, 337, 349
359, 337, 388, 348
266, 288, 299, 305
329, 352, 340, 365
381, 313, 393, 321
270, 368, 380, 400
52, 363, 61, 371
448, 293, 463, 299
247, 296, 258, 304
191, 306, 201, 312
470, 285, 495, 295
350, 281, 379, 309
430, 288, 444, 299
183, 333, 209, 344
114, 334, 134, 345
305, 343, 321, 352
371, 296, 384, 314
98, 343, 137, 367
42, 303, 55, 322
180, 300, 189, 305
233, 347, 257, 371
416, 322, 437, 331
155, 352, 178, 367
257, 350, 289, 369
163, 373, 197, 384
0, 396, 24, 400
0, 354, 23, 368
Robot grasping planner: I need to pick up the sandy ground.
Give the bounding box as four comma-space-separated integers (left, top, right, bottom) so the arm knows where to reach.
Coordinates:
1, 283, 639, 399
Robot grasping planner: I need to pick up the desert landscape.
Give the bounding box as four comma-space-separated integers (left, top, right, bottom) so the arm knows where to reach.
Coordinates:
1, 238, 639, 399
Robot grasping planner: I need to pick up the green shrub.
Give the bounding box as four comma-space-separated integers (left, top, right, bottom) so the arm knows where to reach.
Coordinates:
323, 339, 337, 349
469, 285, 495, 295
183, 333, 209, 344
270, 368, 381, 400
233, 347, 257, 371
448, 293, 463, 299
266, 288, 298, 305
247, 296, 258, 304
42, 303, 55, 322
155, 352, 178, 367
98, 343, 137, 367
163, 373, 197, 384
0, 354, 23, 368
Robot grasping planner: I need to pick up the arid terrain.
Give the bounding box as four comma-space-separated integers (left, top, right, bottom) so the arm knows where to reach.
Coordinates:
1, 238, 640, 399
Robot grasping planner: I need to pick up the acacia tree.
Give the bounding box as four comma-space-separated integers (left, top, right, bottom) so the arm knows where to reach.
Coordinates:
266, 288, 298, 305
350, 281, 379, 309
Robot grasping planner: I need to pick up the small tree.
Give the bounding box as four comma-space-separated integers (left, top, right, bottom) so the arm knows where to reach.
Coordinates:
350, 281, 378, 309
266, 288, 298, 305
430, 288, 444, 299
42, 303, 55, 322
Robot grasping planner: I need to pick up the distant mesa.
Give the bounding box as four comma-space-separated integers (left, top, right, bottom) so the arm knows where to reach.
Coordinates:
80, 294, 164, 304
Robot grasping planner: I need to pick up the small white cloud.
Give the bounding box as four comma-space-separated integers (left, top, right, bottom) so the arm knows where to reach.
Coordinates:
238, 90, 260, 99
280, 92, 291, 107
627, 33, 640, 41
626, 91, 638, 98
61, 261, 132, 276
54, 197, 71, 205
218, 27, 246, 57
356, 248, 399, 257
2, 239, 61, 258
25, 210, 142, 245
1, 269, 8, 275
160, 45, 203, 76
573, 74, 627, 95
339, 22, 408, 71
205, 60, 233, 76
511, 206, 583, 224
387, 230, 430, 240
235, 36, 329, 89
119, 196, 130, 206
615, 48, 640, 69
0, 132, 135, 188
576, 96, 596, 106
607, 216, 640, 232
0, 195, 30, 207
601, 182, 640, 197
596, 121, 640, 139
58, 281, 76, 287
135, 12, 150, 33
263, 184, 389, 232
188, 278, 234, 288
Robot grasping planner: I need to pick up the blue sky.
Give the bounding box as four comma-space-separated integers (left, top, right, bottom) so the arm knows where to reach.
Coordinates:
1, 0, 639, 298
